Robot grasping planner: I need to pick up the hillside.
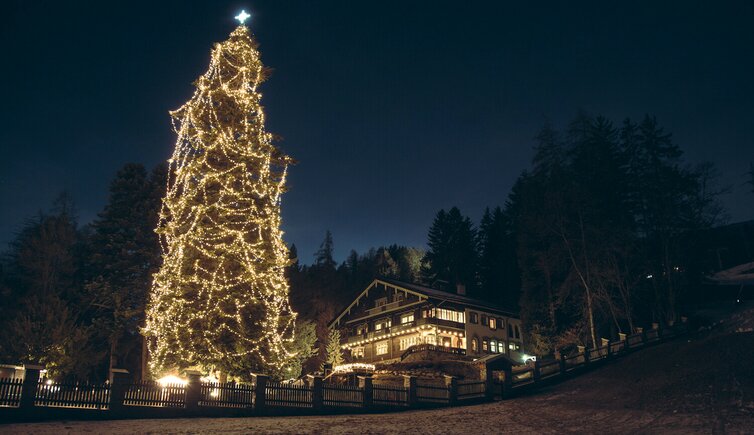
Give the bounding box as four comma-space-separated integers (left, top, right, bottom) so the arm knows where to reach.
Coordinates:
4, 305, 754, 434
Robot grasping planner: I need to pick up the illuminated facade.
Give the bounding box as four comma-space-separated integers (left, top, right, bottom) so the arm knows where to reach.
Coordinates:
329, 278, 524, 364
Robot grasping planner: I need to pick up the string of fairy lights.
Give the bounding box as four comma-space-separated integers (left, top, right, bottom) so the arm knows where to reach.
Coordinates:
143, 19, 297, 378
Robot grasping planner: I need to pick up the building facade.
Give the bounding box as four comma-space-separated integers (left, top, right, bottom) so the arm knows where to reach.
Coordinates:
329, 278, 524, 364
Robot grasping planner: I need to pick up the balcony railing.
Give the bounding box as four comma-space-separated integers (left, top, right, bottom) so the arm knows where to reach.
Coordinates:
344, 317, 465, 345
365, 300, 403, 316
400, 344, 467, 361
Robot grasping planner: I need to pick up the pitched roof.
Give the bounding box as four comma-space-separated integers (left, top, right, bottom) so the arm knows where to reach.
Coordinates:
377, 277, 519, 317
474, 352, 520, 369
329, 277, 519, 328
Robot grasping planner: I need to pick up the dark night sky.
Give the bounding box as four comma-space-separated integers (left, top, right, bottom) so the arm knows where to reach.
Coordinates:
2, 1, 753, 263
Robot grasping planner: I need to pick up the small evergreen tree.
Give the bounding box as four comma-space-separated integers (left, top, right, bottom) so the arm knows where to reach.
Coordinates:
323, 327, 343, 369
273, 320, 317, 380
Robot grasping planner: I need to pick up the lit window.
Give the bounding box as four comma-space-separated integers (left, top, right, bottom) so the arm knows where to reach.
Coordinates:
436, 308, 465, 323
399, 336, 420, 350
375, 318, 391, 331
489, 318, 496, 330
352, 347, 364, 358
401, 313, 414, 324
376, 341, 388, 355
482, 339, 489, 352
491, 340, 497, 353
471, 338, 478, 352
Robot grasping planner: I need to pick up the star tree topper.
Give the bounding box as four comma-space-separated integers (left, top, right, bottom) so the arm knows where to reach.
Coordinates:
235, 10, 251, 25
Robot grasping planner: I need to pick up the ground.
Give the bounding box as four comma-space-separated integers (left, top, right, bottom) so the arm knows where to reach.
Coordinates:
4, 306, 754, 434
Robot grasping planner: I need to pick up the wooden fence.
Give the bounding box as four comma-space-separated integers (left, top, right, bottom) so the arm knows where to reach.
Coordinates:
124, 381, 186, 408
0, 377, 23, 407
500, 323, 687, 395
457, 380, 486, 400
265, 381, 313, 408
199, 381, 254, 408
0, 322, 688, 422
322, 383, 363, 408
35, 378, 110, 409
415, 379, 449, 404
371, 384, 409, 407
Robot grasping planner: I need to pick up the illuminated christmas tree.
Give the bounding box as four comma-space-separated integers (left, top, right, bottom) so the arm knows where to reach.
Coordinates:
144, 13, 297, 379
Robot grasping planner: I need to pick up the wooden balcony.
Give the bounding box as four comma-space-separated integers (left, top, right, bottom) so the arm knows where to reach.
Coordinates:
344, 317, 464, 345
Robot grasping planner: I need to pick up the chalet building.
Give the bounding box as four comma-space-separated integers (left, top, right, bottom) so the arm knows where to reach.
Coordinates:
329, 278, 524, 364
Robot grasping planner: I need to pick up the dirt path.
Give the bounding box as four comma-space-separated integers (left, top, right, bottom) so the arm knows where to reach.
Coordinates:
0, 402, 717, 434
3, 388, 750, 434
4, 330, 753, 434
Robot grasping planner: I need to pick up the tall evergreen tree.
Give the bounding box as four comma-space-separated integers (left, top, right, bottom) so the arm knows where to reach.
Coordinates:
314, 230, 336, 269
478, 207, 520, 307
510, 114, 724, 354
622, 115, 724, 322
86, 163, 163, 377
144, 23, 297, 379
423, 207, 478, 293
0, 194, 101, 379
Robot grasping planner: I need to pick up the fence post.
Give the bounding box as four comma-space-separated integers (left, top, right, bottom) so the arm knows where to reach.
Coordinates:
358, 376, 373, 408
108, 368, 130, 413
19, 364, 42, 410
403, 375, 416, 407
558, 351, 566, 375
582, 346, 590, 367
502, 367, 513, 399
185, 370, 201, 411
311, 376, 323, 410
533, 361, 541, 383
679, 316, 688, 335
638, 327, 646, 345
484, 372, 495, 401
602, 338, 611, 358
444, 375, 457, 406
253, 374, 268, 413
